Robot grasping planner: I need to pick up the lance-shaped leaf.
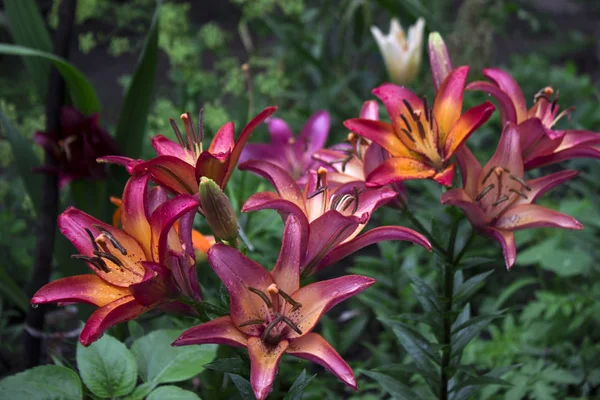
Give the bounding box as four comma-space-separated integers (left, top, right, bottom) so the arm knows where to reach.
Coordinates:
361, 370, 424, 400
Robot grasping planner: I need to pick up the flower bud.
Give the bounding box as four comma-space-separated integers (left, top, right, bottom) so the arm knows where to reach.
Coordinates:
199, 177, 239, 242
428, 32, 453, 90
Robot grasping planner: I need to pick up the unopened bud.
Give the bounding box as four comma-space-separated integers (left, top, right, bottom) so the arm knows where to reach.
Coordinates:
428, 32, 453, 91
199, 177, 239, 242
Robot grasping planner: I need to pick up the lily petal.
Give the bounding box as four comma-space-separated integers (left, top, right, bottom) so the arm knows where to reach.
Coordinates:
131, 156, 198, 195
79, 295, 148, 346
315, 226, 431, 273
443, 101, 495, 158
97, 155, 141, 174
195, 151, 228, 188
247, 337, 289, 400
173, 316, 248, 348
343, 119, 411, 158
483, 123, 522, 177
121, 174, 152, 258
151, 135, 191, 160
267, 118, 294, 145
524, 145, 600, 170
298, 111, 330, 155
441, 188, 489, 227
271, 215, 303, 295
287, 333, 357, 390
372, 83, 423, 134
432, 164, 455, 187
239, 160, 305, 209
207, 244, 275, 334
455, 146, 481, 197
129, 262, 173, 306
434, 66, 468, 140
495, 204, 583, 231
31, 275, 130, 307
466, 81, 517, 124
483, 227, 516, 270
360, 100, 380, 120
482, 68, 527, 122
288, 275, 375, 338
208, 122, 235, 157
513, 170, 578, 206
366, 157, 436, 187
428, 32, 453, 90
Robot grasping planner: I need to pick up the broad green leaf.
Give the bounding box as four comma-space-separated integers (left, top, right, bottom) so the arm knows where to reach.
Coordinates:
131, 329, 217, 384
114, 1, 160, 160
0, 365, 82, 400
361, 370, 423, 400
123, 382, 156, 400
453, 270, 494, 306
128, 320, 145, 341
283, 370, 316, 400
0, 263, 30, 312
4, 0, 52, 98
76, 334, 137, 398
147, 386, 201, 400
229, 374, 255, 400
0, 109, 42, 212
0, 44, 100, 114
203, 357, 250, 376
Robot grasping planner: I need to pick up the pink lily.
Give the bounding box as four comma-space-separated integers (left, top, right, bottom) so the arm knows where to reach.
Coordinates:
100, 107, 277, 194
467, 68, 600, 169
239, 160, 431, 275
240, 110, 330, 182
31, 174, 201, 345
344, 67, 495, 187
441, 123, 583, 269
173, 215, 375, 400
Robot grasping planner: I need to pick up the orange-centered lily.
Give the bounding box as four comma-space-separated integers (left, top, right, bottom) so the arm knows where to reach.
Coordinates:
173, 215, 375, 400
344, 67, 495, 187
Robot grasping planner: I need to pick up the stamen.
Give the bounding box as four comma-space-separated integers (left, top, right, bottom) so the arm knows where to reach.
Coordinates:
248, 287, 272, 308
509, 189, 528, 199
306, 186, 326, 199
261, 315, 284, 342
509, 175, 532, 191
84, 228, 99, 251
72, 254, 110, 273
422, 96, 429, 120
180, 113, 195, 155
416, 120, 427, 140
239, 319, 265, 327
402, 99, 417, 120
492, 195, 509, 206
399, 114, 412, 132
198, 108, 205, 148
281, 316, 302, 335
93, 225, 127, 255
277, 288, 302, 312
476, 184, 494, 201
481, 168, 496, 184
169, 118, 186, 148
93, 250, 124, 267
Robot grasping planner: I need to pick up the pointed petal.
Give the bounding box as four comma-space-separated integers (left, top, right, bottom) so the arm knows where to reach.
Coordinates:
517, 117, 547, 153
441, 188, 489, 226
432, 164, 455, 187
513, 170, 578, 206
224, 106, 278, 187
315, 226, 431, 273
208, 122, 235, 156
287, 333, 357, 390
207, 244, 275, 335
239, 160, 306, 209
483, 122, 523, 177
288, 275, 375, 338
147, 185, 169, 214
466, 81, 517, 124
271, 215, 303, 295
173, 316, 248, 348
363, 143, 389, 177
267, 118, 294, 145
239, 143, 280, 164
428, 32, 453, 91
195, 151, 228, 188
366, 157, 436, 187
360, 100, 379, 120
151, 135, 190, 159
298, 111, 330, 154
121, 174, 152, 258
343, 119, 410, 158
525, 146, 600, 170
149, 195, 199, 263
31, 275, 130, 307
247, 337, 289, 400
79, 296, 149, 346
559, 129, 600, 148
443, 101, 495, 158
433, 66, 468, 140
58, 207, 146, 287
130, 156, 198, 195
482, 68, 527, 122
495, 204, 583, 231
191, 229, 213, 253
177, 208, 197, 259
372, 84, 424, 136
455, 146, 481, 197
483, 227, 516, 270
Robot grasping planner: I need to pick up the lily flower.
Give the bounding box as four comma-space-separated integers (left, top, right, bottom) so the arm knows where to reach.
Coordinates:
31, 174, 201, 345
371, 18, 425, 85
344, 67, 495, 187
173, 215, 375, 400
467, 68, 600, 169
100, 107, 277, 194
441, 123, 583, 269
240, 111, 330, 182
239, 160, 430, 275
34, 107, 119, 188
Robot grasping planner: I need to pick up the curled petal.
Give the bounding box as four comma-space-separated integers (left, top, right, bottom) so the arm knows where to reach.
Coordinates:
195, 151, 228, 188
177, 208, 196, 259
298, 110, 330, 154
287, 333, 357, 390
366, 157, 436, 187
363, 143, 389, 177
482, 68, 527, 122
517, 118, 547, 152
483, 227, 516, 270
466, 81, 517, 124
514, 170, 578, 206
271, 215, 303, 295
524, 145, 600, 170
288, 275, 375, 338
121, 174, 152, 258
434, 66, 469, 139
441, 188, 489, 227
239, 160, 305, 209
97, 156, 140, 174
443, 101, 495, 158
343, 119, 411, 158
208, 122, 235, 157
207, 244, 275, 335
31, 275, 130, 307
151, 135, 191, 160
315, 226, 431, 273
432, 164, 455, 187
131, 156, 198, 195
79, 296, 149, 346
360, 100, 380, 120
247, 337, 289, 400
129, 262, 174, 306
173, 316, 248, 348
495, 204, 583, 231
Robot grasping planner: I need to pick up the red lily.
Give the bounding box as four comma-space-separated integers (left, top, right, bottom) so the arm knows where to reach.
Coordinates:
344, 67, 495, 187
173, 215, 375, 400
100, 107, 277, 194
240, 110, 330, 182
467, 68, 600, 169
31, 174, 201, 345
441, 123, 583, 269
239, 160, 430, 275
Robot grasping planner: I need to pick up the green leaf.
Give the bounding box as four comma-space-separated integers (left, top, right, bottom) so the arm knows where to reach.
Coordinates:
229, 374, 255, 400
76, 334, 137, 398
449, 375, 511, 394
123, 382, 156, 400
0, 263, 30, 312
147, 386, 201, 400
0, 365, 82, 400
0, 109, 42, 212
452, 365, 519, 400
451, 313, 504, 357
4, 0, 52, 98
114, 1, 160, 160
361, 370, 423, 400
284, 370, 316, 400
0, 44, 100, 114
453, 270, 494, 306
491, 278, 538, 311
339, 313, 369, 354
128, 320, 145, 341
131, 329, 218, 385
410, 276, 442, 316
203, 357, 250, 376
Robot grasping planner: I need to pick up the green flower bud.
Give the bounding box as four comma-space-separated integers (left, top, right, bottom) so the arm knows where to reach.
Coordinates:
199, 177, 239, 242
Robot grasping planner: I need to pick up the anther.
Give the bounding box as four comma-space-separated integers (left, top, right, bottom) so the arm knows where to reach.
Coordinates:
281, 316, 302, 335
180, 113, 195, 154
402, 99, 416, 120
239, 319, 265, 327
481, 167, 496, 184
509, 175, 532, 191
72, 254, 110, 273
306, 186, 327, 199
475, 184, 494, 201
93, 225, 127, 255
169, 118, 186, 148
416, 120, 427, 140
84, 228, 99, 251
248, 287, 272, 308
198, 108, 205, 145
509, 189, 528, 199
422, 96, 429, 120
93, 250, 124, 267
399, 114, 412, 132
277, 288, 302, 312
401, 128, 416, 143
492, 195, 509, 206
261, 315, 284, 342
